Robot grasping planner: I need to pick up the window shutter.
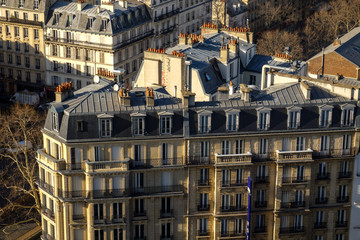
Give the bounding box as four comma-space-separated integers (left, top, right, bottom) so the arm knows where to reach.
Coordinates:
350, 109, 354, 125
296, 111, 300, 127
329, 109, 333, 126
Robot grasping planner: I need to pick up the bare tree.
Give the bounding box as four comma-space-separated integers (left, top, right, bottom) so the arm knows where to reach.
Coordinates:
212, 0, 226, 26
0, 104, 45, 232
257, 30, 304, 59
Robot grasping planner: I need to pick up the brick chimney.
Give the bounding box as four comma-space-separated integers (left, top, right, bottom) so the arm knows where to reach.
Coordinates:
145, 87, 155, 107
118, 88, 131, 106
77, 0, 87, 11
55, 82, 73, 103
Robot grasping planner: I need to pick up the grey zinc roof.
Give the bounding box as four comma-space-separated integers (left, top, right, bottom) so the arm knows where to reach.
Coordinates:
246, 54, 306, 75
47, 1, 151, 34
309, 27, 360, 62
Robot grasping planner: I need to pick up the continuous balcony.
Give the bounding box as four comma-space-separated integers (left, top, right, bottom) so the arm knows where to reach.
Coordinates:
314, 222, 327, 229
38, 179, 54, 195
215, 152, 253, 166
221, 179, 248, 187
220, 231, 246, 237
220, 205, 246, 212
313, 148, 357, 159
279, 226, 305, 234
276, 149, 313, 163
282, 176, 310, 184
131, 157, 183, 169
41, 206, 55, 221
280, 201, 305, 208
338, 171, 352, 179
336, 196, 349, 203
254, 176, 269, 183
84, 159, 129, 172
187, 156, 214, 165
154, 9, 180, 22
0, 16, 43, 27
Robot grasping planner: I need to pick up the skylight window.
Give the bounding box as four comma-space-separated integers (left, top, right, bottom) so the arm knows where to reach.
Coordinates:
204, 73, 211, 81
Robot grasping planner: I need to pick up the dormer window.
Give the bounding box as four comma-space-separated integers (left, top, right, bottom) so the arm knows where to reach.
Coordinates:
54, 14, 60, 25
159, 111, 173, 135
257, 107, 271, 130
131, 112, 146, 136
225, 109, 240, 131
319, 105, 333, 127
51, 112, 58, 131
340, 104, 355, 127
198, 110, 212, 133
66, 15, 73, 27
87, 18, 93, 29
19, 0, 24, 8
97, 114, 113, 137
1, 0, 6, 6
287, 106, 301, 129
101, 20, 108, 31
34, 0, 39, 9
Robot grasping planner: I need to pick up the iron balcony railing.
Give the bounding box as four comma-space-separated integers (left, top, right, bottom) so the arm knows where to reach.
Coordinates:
221, 179, 248, 187
131, 157, 183, 169
312, 148, 357, 159
72, 215, 85, 221
337, 196, 349, 203
154, 9, 180, 22
160, 209, 173, 218
281, 201, 305, 208
134, 210, 147, 217
197, 230, 209, 236
315, 197, 328, 204
254, 201, 267, 208
253, 226, 266, 233
338, 171, 352, 178
335, 221, 348, 228
220, 230, 246, 237
254, 176, 269, 183
0, 16, 43, 26
38, 179, 54, 195
160, 235, 173, 240
282, 176, 310, 184
220, 206, 246, 212
314, 222, 327, 229
279, 226, 305, 234
198, 204, 210, 211
41, 206, 55, 220
316, 172, 330, 180
198, 179, 210, 186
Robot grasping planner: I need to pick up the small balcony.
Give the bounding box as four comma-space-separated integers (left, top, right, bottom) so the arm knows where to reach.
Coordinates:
338, 171, 352, 179
279, 226, 305, 234
198, 204, 210, 211
335, 221, 348, 228
41, 232, 55, 240
197, 230, 209, 236
316, 172, 330, 180
221, 179, 247, 187
154, 8, 180, 22
112, 215, 125, 223
134, 210, 147, 217
72, 214, 86, 222
336, 196, 349, 203
60, 190, 86, 199
276, 149, 313, 163
131, 185, 184, 197
220, 205, 246, 212
160, 209, 173, 218
282, 176, 310, 184
254, 201, 267, 208
41, 206, 55, 220
314, 222, 327, 229
254, 176, 269, 183
253, 226, 266, 233
198, 179, 210, 186
280, 201, 305, 208
215, 152, 252, 165
38, 179, 54, 195
88, 189, 128, 199
37, 149, 65, 171
315, 197, 328, 204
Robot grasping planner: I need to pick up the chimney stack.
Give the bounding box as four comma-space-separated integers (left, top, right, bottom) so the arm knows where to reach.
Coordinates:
217, 86, 229, 101
145, 87, 155, 107
77, 0, 87, 11
300, 81, 311, 100
220, 44, 229, 63
118, 88, 131, 106
239, 84, 251, 102
229, 81, 234, 95
55, 82, 73, 103
181, 90, 195, 108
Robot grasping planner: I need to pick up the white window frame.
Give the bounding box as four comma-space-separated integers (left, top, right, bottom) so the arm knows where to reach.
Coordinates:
296, 136, 305, 151
287, 106, 301, 129
158, 111, 173, 134
319, 105, 333, 127
340, 104, 355, 127
257, 107, 271, 130
197, 110, 212, 133
225, 109, 240, 132
51, 111, 58, 131
198, 218, 208, 233
131, 113, 145, 136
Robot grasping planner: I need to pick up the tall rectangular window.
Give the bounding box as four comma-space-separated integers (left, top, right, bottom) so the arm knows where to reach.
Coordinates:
199, 193, 208, 209
227, 113, 237, 131
135, 224, 145, 238
94, 204, 103, 221
161, 143, 168, 164
94, 230, 104, 240
288, 111, 300, 128
133, 118, 144, 136
113, 202, 122, 219
320, 136, 329, 152
200, 141, 209, 162
160, 116, 171, 134
235, 140, 244, 154
199, 168, 209, 185
258, 112, 269, 130
100, 119, 111, 137
199, 115, 209, 133
161, 223, 171, 238
221, 140, 230, 155
296, 137, 305, 151
198, 218, 208, 233
259, 138, 267, 155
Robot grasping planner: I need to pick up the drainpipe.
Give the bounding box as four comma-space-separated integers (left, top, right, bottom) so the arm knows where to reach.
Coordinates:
261, 65, 296, 90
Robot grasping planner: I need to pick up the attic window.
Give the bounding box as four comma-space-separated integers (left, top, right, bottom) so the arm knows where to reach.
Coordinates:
66, 15, 73, 27
52, 112, 59, 132
204, 73, 211, 81
54, 13, 60, 25
34, 0, 39, 9
77, 120, 84, 132
87, 18, 93, 29
19, 0, 24, 8
100, 19, 108, 31
1, 0, 6, 6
